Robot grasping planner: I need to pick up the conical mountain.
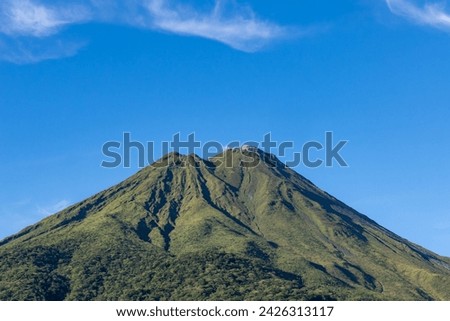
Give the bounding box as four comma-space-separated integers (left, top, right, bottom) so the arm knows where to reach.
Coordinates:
1, 148, 449, 300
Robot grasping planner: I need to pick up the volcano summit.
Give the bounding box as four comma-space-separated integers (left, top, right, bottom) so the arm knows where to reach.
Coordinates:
0, 149, 449, 300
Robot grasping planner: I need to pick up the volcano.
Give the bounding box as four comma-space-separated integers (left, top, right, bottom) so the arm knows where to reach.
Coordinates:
1, 148, 449, 300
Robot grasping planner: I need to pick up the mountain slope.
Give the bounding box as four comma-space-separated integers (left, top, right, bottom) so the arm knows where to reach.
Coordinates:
1, 149, 449, 300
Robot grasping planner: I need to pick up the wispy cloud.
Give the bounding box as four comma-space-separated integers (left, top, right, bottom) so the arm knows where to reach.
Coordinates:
386, 0, 450, 30
0, 0, 90, 63
144, 0, 289, 52
0, 0, 292, 63
0, 198, 70, 240
0, 0, 90, 37
37, 199, 71, 216
0, 36, 86, 64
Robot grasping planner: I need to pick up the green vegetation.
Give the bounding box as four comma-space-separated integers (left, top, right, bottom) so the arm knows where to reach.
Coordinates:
1, 149, 449, 300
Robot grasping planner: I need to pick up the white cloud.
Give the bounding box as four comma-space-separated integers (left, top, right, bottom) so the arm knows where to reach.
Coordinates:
37, 199, 71, 216
386, 0, 450, 30
144, 0, 288, 52
0, 0, 90, 37
0, 36, 85, 63
0, 0, 90, 63
0, 198, 70, 239
0, 0, 291, 63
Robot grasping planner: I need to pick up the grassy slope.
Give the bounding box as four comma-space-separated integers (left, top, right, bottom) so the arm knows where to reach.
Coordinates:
0, 150, 449, 300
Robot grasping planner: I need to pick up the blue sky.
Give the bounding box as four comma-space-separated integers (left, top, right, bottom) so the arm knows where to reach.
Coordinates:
0, 0, 450, 256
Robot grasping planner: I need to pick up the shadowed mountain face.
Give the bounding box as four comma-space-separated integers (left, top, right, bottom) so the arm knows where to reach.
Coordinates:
1, 149, 449, 300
